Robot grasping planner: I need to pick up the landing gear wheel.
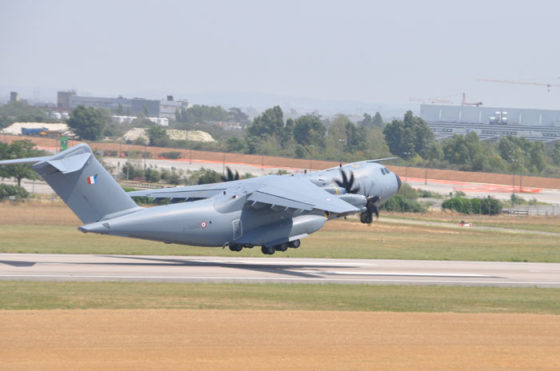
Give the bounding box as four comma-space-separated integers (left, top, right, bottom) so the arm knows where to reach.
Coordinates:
275, 244, 288, 252
289, 240, 300, 248
261, 245, 275, 255
360, 212, 367, 223
360, 212, 372, 224
229, 244, 243, 252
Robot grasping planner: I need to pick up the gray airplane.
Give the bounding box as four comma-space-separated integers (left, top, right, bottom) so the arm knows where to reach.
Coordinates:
0, 143, 401, 255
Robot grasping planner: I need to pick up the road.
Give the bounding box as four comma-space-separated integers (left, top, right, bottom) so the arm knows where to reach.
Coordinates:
1, 254, 560, 287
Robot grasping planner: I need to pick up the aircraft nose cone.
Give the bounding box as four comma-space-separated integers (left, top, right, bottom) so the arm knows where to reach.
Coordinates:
395, 173, 402, 191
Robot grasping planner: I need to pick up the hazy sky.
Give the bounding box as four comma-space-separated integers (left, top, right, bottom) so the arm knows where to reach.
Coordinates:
1, 0, 559, 110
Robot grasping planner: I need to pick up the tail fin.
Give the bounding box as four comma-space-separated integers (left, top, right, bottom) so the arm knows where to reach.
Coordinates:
1, 143, 139, 224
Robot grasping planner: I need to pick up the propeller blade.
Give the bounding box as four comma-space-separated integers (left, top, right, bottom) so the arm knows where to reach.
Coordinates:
222, 167, 239, 182
335, 169, 359, 194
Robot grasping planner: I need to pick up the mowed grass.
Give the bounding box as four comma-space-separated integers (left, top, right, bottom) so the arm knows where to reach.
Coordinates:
1, 202, 559, 261
385, 212, 560, 233
1, 281, 559, 314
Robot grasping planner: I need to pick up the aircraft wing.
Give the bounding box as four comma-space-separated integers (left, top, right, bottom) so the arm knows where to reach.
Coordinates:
127, 183, 228, 200
128, 175, 358, 215
245, 176, 359, 215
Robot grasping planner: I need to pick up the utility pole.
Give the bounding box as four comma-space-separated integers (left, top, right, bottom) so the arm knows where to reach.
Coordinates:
403, 152, 412, 182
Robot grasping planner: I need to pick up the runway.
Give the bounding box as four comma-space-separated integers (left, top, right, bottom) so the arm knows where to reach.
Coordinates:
1, 254, 560, 287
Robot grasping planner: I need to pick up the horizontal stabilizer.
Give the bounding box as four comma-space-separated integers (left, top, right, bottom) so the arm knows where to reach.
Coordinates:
365, 157, 396, 163
0, 156, 52, 166
46, 152, 91, 174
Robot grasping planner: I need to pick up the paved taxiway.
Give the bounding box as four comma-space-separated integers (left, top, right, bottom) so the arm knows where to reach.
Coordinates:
1, 254, 560, 287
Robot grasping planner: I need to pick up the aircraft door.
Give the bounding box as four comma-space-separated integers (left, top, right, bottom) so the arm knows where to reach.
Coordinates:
232, 219, 243, 240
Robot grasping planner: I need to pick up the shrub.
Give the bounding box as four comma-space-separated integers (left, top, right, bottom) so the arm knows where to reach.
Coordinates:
442, 196, 502, 215
144, 168, 160, 183
381, 194, 426, 213
0, 184, 29, 200
159, 151, 182, 159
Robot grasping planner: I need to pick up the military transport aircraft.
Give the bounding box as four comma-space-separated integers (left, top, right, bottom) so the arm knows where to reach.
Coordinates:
0, 143, 401, 255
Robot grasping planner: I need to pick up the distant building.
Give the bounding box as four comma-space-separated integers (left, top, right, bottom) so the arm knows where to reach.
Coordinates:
57, 91, 75, 109
421, 104, 560, 142
57, 91, 160, 117
159, 95, 190, 120
9, 92, 18, 103
57, 91, 188, 120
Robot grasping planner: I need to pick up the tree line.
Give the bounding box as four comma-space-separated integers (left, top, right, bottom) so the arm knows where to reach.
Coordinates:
2, 101, 560, 177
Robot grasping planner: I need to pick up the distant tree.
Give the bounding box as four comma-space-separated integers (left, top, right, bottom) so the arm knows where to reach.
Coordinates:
442, 132, 489, 171
372, 112, 384, 127
359, 112, 384, 128
245, 136, 262, 154
344, 121, 367, 153
383, 111, 433, 159
225, 137, 246, 153
0, 140, 45, 186
293, 114, 326, 147
426, 142, 444, 163
551, 142, 560, 165
67, 105, 107, 140
248, 106, 284, 138
497, 136, 546, 173
177, 105, 229, 124
0, 101, 52, 129
383, 119, 415, 159
227, 107, 250, 126
527, 142, 546, 173
147, 126, 170, 147
359, 113, 374, 127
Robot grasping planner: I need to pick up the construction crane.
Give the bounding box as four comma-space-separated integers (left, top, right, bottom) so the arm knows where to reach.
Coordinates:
410, 92, 482, 106
478, 78, 560, 92
409, 97, 452, 104
461, 92, 483, 106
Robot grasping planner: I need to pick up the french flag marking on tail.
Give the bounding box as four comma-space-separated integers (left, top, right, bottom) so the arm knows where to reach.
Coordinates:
87, 175, 98, 185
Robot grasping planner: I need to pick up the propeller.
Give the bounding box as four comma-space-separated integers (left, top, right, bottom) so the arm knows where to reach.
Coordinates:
221, 167, 240, 182
335, 169, 360, 194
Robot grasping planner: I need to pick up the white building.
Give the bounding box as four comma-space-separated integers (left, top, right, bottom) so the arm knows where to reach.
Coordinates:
159, 95, 190, 120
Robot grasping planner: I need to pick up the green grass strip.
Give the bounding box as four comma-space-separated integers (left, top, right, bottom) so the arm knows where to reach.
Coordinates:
1, 281, 559, 314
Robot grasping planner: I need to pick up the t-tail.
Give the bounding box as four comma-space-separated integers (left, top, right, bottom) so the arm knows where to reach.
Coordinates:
0, 143, 140, 224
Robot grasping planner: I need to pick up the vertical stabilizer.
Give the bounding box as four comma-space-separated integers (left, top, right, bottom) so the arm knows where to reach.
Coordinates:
31, 144, 139, 223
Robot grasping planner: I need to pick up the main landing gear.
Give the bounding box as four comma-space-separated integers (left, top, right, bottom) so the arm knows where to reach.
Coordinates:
260, 239, 301, 255
228, 240, 300, 255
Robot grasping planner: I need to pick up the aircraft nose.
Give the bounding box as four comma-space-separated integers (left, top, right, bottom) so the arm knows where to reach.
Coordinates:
395, 173, 402, 192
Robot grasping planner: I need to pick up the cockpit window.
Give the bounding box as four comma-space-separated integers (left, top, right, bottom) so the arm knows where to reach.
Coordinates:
381, 167, 390, 175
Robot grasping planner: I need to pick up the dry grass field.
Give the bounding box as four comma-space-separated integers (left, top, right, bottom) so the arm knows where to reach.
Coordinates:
1, 310, 559, 370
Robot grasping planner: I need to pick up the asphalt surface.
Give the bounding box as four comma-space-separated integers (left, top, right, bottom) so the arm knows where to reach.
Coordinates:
1, 254, 560, 287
